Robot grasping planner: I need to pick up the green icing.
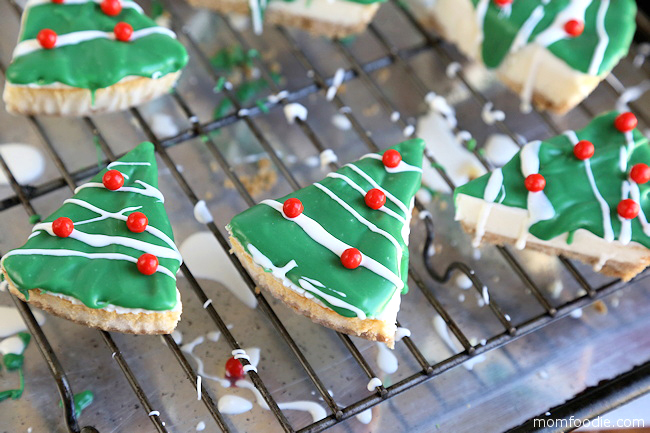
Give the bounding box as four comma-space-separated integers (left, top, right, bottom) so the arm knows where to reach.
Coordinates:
2, 142, 180, 311
455, 111, 650, 248
0, 333, 30, 402
59, 390, 94, 418
6, 2, 188, 90
228, 139, 424, 319
471, 0, 636, 75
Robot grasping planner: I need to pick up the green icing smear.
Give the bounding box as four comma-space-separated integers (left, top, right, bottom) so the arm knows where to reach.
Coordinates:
228, 139, 425, 319
2, 142, 181, 311
0, 333, 30, 403
455, 111, 650, 248
6, 2, 188, 90
59, 390, 94, 418
471, 0, 636, 75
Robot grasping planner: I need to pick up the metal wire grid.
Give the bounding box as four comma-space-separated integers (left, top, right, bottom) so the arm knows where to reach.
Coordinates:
0, 1, 648, 432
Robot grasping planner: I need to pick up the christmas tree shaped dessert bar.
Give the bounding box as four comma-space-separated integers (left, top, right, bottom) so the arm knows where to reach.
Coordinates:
1, 142, 183, 334
455, 111, 650, 281
409, 0, 636, 114
3, 0, 188, 116
227, 139, 424, 348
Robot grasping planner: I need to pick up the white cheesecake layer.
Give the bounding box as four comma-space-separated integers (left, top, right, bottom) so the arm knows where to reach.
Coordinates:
267, 0, 380, 26
455, 193, 650, 269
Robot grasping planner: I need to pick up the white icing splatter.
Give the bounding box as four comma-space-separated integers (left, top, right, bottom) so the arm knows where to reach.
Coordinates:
326, 68, 345, 101
283, 103, 308, 124
485, 134, 519, 167
319, 149, 339, 168
179, 232, 257, 309
171, 330, 183, 345
395, 327, 411, 341
432, 315, 485, 370
367, 377, 382, 391
193, 201, 214, 224
446, 62, 461, 79
0, 336, 26, 355
196, 421, 206, 431
356, 408, 373, 424
616, 80, 650, 113
331, 114, 352, 131
148, 410, 160, 417
0, 144, 45, 185
454, 273, 473, 290
481, 102, 505, 125
0, 306, 45, 338
549, 279, 564, 299
376, 343, 398, 374
218, 395, 253, 414
149, 113, 180, 138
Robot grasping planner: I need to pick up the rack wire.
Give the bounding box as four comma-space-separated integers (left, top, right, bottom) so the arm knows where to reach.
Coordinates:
0, 1, 649, 432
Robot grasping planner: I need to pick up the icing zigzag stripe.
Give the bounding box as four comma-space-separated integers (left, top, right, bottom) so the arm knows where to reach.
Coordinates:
13, 27, 177, 58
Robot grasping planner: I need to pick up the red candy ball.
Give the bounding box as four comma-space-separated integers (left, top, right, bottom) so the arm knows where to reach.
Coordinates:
617, 199, 640, 220
127, 212, 148, 233
573, 140, 595, 160
52, 217, 74, 238
37, 29, 57, 50
102, 169, 124, 190
283, 198, 303, 218
137, 253, 159, 275
382, 149, 401, 168
225, 357, 245, 380
114, 22, 133, 42
493, 0, 512, 6
51, 0, 64, 3
524, 174, 546, 192
614, 112, 638, 133
365, 188, 386, 210
630, 163, 650, 184
341, 248, 362, 269
564, 19, 584, 37
101, 0, 122, 16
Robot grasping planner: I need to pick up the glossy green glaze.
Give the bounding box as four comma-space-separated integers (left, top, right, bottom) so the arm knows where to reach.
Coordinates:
6, 1, 188, 90
471, 0, 636, 75
455, 112, 650, 247
228, 139, 424, 319
2, 142, 180, 311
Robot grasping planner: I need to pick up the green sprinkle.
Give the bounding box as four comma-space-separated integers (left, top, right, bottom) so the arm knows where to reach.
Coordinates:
28, 214, 42, 225
214, 77, 226, 93
59, 390, 94, 419
478, 148, 486, 157
466, 138, 477, 152
256, 99, 269, 114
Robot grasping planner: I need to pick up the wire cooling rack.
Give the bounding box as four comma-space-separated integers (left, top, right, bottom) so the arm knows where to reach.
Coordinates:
1, 1, 650, 432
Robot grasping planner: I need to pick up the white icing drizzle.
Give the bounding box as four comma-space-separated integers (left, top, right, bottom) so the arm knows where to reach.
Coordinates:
618, 181, 632, 245
314, 183, 404, 272
326, 173, 406, 224
261, 200, 404, 290
75, 179, 165, 203
14, 27, 177, 59
107, 161, 151, 169
248, 244, 369, 319
564, 130, 614, 242
367, 377, 382, 391
196, 421, 206, 431
395, 327, 411, 341
616, 80, 650, 113
218, 395, 254, 414
481, 102, 506, 125
193, 200, 214, 225
181, 336, 231, 387
588, 0, 610, 75
0, 336, 26, 356
510, 5, 546, 54
2, 249, 177, 280
345, 163, 410, 215
326, 68, 345, 101
360, 154, 423, 174
516, 141, 555, 249
432, 315, 486, 370
283, 103, 308, 124
376, 343, 398, 374
356, 408, 373, 425
519, 49, 543, 113
445, 62, 461, 79
319, 149, 338, 168
248, 0, 264, 35
197, 375, 202, 400
472, 168, 503, 247
629, 182, 650, 236
0, 306, 45, 338
534, 0, 592, 47
236, 380, 327, 422
32, 221, 182, 261
475, 0, 490, 47
148, 410, 160, 417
